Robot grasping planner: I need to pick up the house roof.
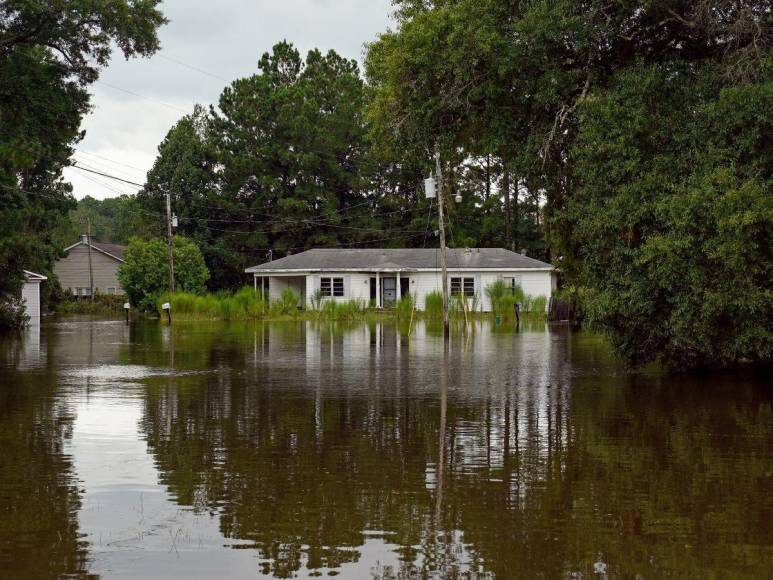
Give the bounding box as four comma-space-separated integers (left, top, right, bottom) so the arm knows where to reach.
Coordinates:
23, 270, 47, 281
246, 248, 553, 273
63, 239, 126, 262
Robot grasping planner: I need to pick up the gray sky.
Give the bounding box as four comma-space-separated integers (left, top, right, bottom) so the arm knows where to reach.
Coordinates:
64, 0, 394, 200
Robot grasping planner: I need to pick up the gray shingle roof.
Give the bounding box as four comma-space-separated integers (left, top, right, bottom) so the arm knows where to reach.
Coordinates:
246, 248, 553, 272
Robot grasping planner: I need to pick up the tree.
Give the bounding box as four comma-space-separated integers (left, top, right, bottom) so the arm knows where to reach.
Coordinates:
0, 1, 166, 326
365, 0, 772, 368
139, 43, 380, 290
567, 64, 772, 368
52, 194, 153, 248
118, 236, 209, 311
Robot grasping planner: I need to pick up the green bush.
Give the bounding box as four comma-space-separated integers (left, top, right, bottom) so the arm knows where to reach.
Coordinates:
0, 296, 28, 329
119, 236, 209, 311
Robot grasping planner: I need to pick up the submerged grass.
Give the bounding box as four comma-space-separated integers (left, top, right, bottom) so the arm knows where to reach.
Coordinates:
154, 284, 549, 323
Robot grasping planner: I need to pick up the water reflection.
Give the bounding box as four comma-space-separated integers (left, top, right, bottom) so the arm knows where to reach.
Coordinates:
0, 327, 88, 577
0, 319, 771, 578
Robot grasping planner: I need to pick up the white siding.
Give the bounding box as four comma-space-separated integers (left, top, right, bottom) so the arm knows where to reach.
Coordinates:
412, 270, 554, 312
305, 272, 371, 306
268, 276, 306, 304
21, 280, 41, 323
265, 269, 554, 312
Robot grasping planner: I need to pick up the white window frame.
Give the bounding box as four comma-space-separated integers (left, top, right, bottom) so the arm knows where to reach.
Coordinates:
320, 277, 345, 298
503, 276, 522, 295
450, 277, 475, 297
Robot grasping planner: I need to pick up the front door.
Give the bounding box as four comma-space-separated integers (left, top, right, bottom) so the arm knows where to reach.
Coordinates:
382, 277, 397, 305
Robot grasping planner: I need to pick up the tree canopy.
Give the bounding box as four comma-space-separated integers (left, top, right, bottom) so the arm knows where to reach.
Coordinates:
0, 0, 166, 321
118, 236, 209, 311
363, 0, 772, 368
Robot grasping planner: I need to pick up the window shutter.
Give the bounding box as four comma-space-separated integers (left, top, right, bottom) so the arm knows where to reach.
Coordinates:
344, 275, 351, 299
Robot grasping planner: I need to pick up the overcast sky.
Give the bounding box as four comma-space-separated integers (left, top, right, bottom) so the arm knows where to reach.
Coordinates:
63, 0, 394, 200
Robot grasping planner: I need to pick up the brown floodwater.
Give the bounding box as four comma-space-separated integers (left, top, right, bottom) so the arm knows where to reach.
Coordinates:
0, 317, 771, 579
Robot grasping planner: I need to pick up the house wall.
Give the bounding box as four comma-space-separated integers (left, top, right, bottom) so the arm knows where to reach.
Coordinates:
410, 270, 553, 312
304, 273, 371, 306
21, 280, 41, 323
268, 276, 307, 306
55, 244, 124, 295
274, 269, 554, 312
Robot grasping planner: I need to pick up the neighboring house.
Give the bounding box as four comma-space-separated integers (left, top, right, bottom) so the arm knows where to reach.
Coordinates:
55, 235, 127, 297
21, 270, 47, 323
245, 248, 556, 312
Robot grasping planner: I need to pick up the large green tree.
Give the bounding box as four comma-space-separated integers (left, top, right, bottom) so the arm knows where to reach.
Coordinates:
140, 43, 391, 290
365, 0, 772, 368
0, 0, 166, 325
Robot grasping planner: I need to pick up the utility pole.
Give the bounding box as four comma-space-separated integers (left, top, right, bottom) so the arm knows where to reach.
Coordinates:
166, 193, 175, 293
86, 218, 94, 301
435, 150, 450, 339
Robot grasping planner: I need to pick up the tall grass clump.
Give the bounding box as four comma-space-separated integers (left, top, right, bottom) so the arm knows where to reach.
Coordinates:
160, 287, 268, 320
485, 280, 525, 322
395, 294, 414, 319
424, 291, 443, 319
270, 288, 301, 316
529, 295, 547, 319
318, 299, 366, 320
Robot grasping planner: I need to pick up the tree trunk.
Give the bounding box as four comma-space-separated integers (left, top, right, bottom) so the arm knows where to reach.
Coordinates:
484, 155, 491, 201
502, 160, 511, 248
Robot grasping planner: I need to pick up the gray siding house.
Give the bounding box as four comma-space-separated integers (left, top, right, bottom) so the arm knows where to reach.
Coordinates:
55, 235, 127, 297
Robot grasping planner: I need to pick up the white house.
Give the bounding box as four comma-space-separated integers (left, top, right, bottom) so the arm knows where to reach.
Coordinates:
21, 270, 47, 324
245, 248, 556, 312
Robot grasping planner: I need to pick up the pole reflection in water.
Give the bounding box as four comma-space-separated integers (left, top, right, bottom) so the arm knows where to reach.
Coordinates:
0, 317, 770, 579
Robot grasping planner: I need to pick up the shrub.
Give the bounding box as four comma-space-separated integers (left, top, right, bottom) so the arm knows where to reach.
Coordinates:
0, 296, 28, 329
119, 236, 209, 311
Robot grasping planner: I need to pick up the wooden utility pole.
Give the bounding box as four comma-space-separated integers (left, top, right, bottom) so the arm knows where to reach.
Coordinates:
435, 150, 450, 339
165, 193, 175, 293
86, 218, 94, 300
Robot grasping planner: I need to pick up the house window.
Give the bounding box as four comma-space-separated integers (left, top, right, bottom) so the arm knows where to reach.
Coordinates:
107, 288, 116, 295
451, 277, 475, 297
504, 276, 522, 294
320, 277, 344, 298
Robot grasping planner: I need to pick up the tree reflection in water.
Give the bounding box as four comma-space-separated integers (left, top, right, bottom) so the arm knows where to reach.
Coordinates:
0, 327, 89, 578
130, 321, 772, 578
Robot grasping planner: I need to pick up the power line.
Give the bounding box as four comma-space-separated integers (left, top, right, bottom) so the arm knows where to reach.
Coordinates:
74, 148, 148, 174
96, 80, 191, 114
157, 54, 231, 83
70, 163, 144, 187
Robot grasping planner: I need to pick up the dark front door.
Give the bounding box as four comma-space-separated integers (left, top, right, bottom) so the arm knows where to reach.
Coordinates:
382, 277, 396, 305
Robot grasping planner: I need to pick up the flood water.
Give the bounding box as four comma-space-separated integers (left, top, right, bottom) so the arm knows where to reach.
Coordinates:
0, 317, 771, 579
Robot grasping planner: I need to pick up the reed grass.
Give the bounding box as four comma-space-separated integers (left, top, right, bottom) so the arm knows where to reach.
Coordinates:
424, 291, 443, 319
